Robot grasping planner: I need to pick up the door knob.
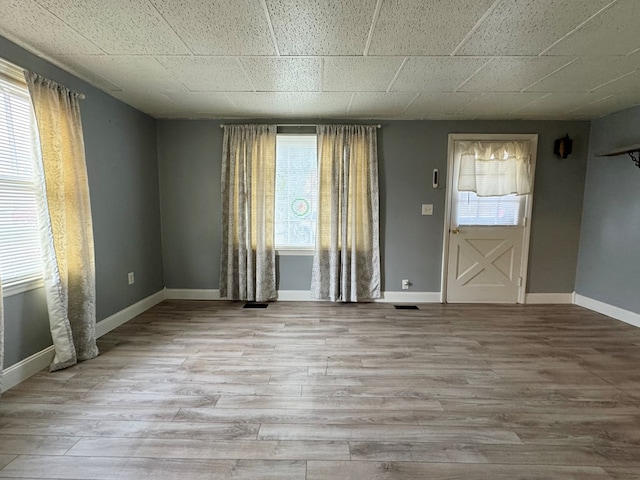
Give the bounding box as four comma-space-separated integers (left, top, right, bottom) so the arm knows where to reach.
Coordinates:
451, 228, 460, 234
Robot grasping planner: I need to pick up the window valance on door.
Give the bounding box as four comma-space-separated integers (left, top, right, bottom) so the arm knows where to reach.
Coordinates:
457, 140, 532, 197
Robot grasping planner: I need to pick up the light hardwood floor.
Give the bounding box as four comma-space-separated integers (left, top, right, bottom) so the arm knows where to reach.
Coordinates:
1, 300, 640, 479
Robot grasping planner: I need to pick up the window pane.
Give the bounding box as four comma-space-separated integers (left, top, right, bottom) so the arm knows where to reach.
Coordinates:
456, 191, 523, 226
275, 134, 317, 249
0, 60, 43, 287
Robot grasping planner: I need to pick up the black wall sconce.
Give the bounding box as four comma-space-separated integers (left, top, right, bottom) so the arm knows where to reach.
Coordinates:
554, 134, 573, 159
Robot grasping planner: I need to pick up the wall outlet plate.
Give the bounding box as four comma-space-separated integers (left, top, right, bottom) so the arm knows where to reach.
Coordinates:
421, 204, 433, 215
128, 272, 135, 285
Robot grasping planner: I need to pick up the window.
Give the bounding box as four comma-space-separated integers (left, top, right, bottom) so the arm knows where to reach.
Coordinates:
0, 59, 43, 293
456, 191, 525, 226
274, 134, 318, 251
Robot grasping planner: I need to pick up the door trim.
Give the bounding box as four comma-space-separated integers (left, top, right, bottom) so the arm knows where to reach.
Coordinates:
440, 133, 538, 304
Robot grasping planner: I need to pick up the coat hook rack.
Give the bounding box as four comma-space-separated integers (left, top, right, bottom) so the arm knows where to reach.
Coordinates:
597, 143, 640, 168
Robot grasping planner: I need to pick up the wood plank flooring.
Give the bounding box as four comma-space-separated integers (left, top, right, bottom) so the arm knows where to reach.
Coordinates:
2, 300, 640, 479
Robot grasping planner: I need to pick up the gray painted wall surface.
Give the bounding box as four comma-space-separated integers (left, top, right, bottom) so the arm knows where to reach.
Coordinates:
575, 106, 640, 313
1, 36, 164, 367
158, 119, 590, 294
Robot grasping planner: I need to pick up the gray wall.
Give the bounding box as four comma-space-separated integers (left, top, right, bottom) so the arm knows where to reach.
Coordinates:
158, 119, 590, 294
575, 105, 640, 313
1, 36, 164, 368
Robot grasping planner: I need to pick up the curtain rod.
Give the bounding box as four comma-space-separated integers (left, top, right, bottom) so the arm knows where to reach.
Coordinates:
220, 123, 381, 128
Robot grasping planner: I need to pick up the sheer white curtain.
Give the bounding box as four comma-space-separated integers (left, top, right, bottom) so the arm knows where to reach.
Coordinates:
458, 140, 532, 196
26, 71, 98, 371
311, 125, 380, 302
220, 125, 277, 302
0, 280, 3, 392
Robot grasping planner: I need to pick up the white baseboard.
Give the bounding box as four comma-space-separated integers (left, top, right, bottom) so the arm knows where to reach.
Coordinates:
165, 288, 441, 303
96, 289, 166, 337
1, 346, 55, 393
574, 293, 640, 329
165, 288, 221, 300
2, 289, 166, 393
375, 291, 441, 303
524, 293, 575, 304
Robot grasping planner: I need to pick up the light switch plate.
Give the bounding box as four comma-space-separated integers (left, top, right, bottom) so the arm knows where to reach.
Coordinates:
421, 204, 433, 215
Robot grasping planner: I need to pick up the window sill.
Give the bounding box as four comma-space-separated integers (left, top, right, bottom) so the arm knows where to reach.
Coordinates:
2, 278, 44, 297
276, 249, 314, 256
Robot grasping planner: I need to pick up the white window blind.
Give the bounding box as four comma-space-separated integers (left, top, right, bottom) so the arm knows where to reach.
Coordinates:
0, 59, 43, 288
456, 191, 524, 226
275, 134, 318, 250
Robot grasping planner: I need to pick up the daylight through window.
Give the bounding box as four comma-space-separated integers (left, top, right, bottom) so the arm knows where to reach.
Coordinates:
0, 60, 43, 290
275, 134, 318, 250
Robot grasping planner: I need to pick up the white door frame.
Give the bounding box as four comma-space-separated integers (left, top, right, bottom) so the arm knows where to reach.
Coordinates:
440, 133, 538, 304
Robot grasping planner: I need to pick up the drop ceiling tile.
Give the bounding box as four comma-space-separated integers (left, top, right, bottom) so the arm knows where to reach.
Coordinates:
65, 56, 188, 93
348, 92, 417, 116
57, 55, 123, 91
323, 57, 403, 92
511, 92, 610, 118
0, 0, 102, 55
224, 92, 296, 117
569, 93, 640, 117
36, 0, 189, 55
111, 91, 184, 118
368, 0, 496, 55
527, 57, 640, 93
265, 0, 377, 55
403, 92, 482, 116
150, 0, 276, 55
156, 57, 253, 92
240, 57, 321, 92
287, 92, 352, 117
162, 92, 238, 117
545, 0, 640, 56
391, 57, 489, 92
458, 92, 547, 116
460, 56, 574, 92
457, 0, 612, 55
591, 69, 640, 94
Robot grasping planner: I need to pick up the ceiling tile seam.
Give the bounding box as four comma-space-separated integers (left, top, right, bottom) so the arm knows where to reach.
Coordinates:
259, 0, 281, 56
538, 0, 619, 56
235, 58, 257, 92
346, 93, 356, 114
567, 94, 615, 113
363, 0, 384, 56
400, 92, 421, 115
589, 70, 637, 93
151, 57, 189, 92
520, 57, 580, 92
146, 0, 194, 55
509, 93, 553, 115
627, 46, 640, 57
320, 58, 324, 92
455, 92, 487, 114
454, 58, 494, 92
31, 0, 107, 55
449, 0, 503, 56
385, 57, 409, 93
222, 92, 239, 112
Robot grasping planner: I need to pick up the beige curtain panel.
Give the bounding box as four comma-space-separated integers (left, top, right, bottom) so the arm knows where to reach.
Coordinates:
220, 124, 277, 302
311, 125, 381, 302
457, 140, 532, 197
26, 71, 98, 371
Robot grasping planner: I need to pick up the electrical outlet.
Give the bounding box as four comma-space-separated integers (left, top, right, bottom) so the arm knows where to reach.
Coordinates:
402, 279, 410, 290
128, 272, 135, 285
421, 204, 433, 215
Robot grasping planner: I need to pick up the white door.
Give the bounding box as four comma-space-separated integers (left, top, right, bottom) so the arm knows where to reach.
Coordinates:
443, 134, 537, 304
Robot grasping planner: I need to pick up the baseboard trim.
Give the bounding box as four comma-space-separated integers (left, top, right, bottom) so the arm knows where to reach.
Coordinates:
2, 289, 166, 393
1, 346, 55, 393
525, 293, 575, 304
574, 293, 640, 329
165, 288, 442, 303
95, 289, 167, 337
165, 288, 222, 300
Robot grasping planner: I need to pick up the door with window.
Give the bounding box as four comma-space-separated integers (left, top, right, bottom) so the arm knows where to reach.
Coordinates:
443, 134, 537, 303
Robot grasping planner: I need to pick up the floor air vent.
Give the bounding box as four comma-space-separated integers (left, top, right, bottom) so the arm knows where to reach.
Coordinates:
243, 303, 269, 309
394, 305, 419, 310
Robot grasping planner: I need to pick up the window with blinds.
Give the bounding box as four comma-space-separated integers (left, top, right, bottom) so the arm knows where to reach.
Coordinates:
275, 134, 318, 251
0, 59, 43, 291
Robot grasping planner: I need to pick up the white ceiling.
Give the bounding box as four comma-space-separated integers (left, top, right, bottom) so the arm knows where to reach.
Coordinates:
1, 0, 640, 120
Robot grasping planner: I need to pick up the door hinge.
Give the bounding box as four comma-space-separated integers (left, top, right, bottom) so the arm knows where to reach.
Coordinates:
518, 277, 523, 287
523, 217, 527, 227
